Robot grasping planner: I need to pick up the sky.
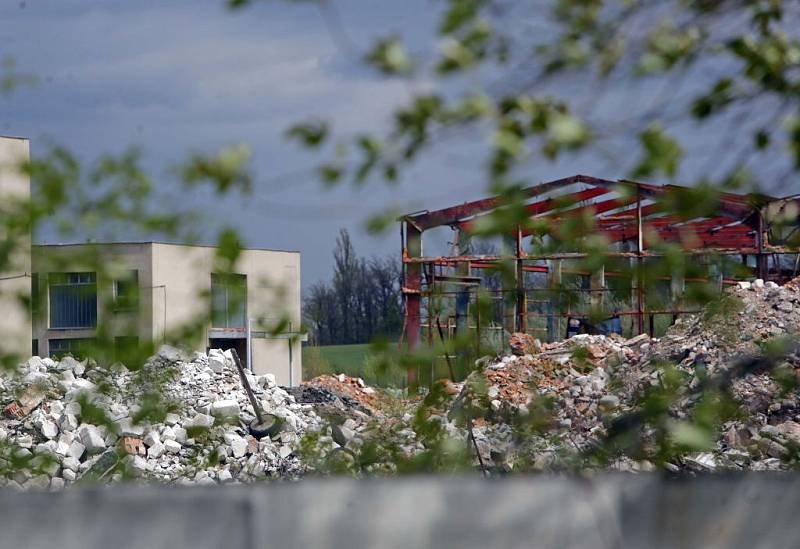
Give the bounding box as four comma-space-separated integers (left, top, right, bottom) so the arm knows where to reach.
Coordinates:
1, 1, 796, 288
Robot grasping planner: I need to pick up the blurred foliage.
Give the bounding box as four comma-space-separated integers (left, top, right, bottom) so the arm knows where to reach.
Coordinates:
3, 0, 800, 482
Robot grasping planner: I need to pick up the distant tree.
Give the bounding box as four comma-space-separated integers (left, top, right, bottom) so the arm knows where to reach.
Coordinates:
304, 229, 402, 345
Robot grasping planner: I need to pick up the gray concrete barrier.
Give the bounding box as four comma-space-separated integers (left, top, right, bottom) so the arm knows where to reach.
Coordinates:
1, 475, 798, 549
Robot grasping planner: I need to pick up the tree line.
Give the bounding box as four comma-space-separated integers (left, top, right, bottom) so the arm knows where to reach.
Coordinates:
303, 229, 403, 346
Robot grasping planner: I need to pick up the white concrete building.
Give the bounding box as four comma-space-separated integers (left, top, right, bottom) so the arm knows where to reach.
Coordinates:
0, 135, 303, 385
0, 136, 32, 363
32, 242, 303, 385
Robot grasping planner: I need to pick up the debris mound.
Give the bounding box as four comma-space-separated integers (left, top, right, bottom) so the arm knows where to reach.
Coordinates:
304, 374, 381, 414
0, 347, 321, 490
459, 277, 800, 473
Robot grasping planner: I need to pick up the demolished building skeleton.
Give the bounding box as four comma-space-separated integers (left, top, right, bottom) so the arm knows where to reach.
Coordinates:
400, 174, 800, 384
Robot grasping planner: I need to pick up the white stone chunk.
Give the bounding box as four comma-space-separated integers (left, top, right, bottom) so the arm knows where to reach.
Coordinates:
67, 440, 86, 461
164, 439, 182, 454
184, 413, 214, 429
211, 399, 240, 419
77, 425, 105, 455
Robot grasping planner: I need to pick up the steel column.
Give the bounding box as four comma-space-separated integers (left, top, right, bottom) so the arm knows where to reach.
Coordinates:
404, 222, 422, 386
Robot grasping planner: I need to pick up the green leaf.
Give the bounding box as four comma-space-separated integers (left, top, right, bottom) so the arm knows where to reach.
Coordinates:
439, 0, 482, 34
632, 124, 683, 179
365, 36, 412, 75
285, 121, 329, 148
179, 143, 252, 193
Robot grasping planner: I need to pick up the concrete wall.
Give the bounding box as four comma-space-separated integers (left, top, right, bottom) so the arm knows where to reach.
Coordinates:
0, 475, 798, 549
151, 243, 302, 384
0, 136, 31, 361
31, 242, 302, 383
31, 243, 154, 357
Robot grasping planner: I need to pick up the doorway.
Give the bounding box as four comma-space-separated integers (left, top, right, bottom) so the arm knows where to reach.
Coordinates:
208, 338, 247, 369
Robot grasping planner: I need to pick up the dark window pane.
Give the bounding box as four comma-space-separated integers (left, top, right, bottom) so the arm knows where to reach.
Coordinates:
211, 273, 246, 329
49, 338, 94, 360
114, 270, 139, 311
49, 272, 97, 329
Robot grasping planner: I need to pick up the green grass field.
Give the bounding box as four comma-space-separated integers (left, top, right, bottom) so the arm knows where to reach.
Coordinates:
302, 343, 406, 387
302, 341, 481, 388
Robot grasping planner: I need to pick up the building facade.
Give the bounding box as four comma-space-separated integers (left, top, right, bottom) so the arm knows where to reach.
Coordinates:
31, 242, 303, 385
0, 136, 32, 363
1, 135, 304, 385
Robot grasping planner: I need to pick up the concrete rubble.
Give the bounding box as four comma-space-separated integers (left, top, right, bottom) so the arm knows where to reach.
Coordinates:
4, 277, 800, 487
449, 277, 800, 473
0, 348, 322, 490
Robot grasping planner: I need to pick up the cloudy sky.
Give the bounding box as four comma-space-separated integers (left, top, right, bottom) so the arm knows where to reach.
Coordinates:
1, 1, 794, 287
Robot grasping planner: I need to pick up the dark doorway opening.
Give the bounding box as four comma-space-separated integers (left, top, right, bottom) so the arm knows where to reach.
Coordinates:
208, 338, 247, 369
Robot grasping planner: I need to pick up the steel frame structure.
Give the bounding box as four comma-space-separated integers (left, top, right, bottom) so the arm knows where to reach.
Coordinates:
400, 174, 796, 384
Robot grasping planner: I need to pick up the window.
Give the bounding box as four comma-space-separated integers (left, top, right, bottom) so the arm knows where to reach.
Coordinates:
32, 339, 38, 357
211, 273, 246, 329
113, 270, 139, 311
49, 272, 97, 329
49, 338, 95, 359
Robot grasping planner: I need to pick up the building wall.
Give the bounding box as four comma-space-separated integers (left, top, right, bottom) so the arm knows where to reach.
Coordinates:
32, 242, 302, 385
31, 243, 154, 358
150, 243, 302, 385
0, 136, 32, 361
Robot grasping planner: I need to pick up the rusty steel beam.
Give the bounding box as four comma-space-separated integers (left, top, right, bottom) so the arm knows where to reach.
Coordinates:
459, 186, 612, 233
403, 248, 767, 265
404, 175, 596, 231
403, 223, 423, 383
519, 195, 642, 237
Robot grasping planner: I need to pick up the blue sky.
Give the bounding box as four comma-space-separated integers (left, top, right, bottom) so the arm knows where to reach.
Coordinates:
1, 1, 796, 286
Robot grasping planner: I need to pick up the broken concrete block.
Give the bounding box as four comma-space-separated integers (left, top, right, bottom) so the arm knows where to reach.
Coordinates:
226, 435, 247, 459
217, 468, 233, 483
62, 468, 77, 482
26, 356, 46, 372
39, 420, 59, 440
161, 426, 176, 441
57, 356, 79, 372
598, 395, 620, 411
184, 413, 214, 430
72, 378, 96, 392
164, 439, 182, 454
211, 399, 240, 419
64, 401, 81, 416
208, 355, 226, 374
173, 427, 188, 444
126, 455, 147, 477
77, 425, 106, 455
59, 414, 79, 433
16, 434, 33, 448
157, 345, 184, 363
67, 440, 86, 461
143, 430, 161, 448
148, 442, 166, 459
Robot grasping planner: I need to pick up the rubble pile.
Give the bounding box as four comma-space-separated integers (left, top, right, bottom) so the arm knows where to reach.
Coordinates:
0, 348, 322, 490
460, 333, 648, 470
640, 279, 800, 471
5, 277, 800, 486
461, 278, 800, 473
304, 374, 382, 415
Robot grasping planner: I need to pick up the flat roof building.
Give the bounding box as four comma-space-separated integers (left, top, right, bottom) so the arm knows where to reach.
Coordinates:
0, 136, 303, 386
0, 136, 32, 365
31, 242, 303, 385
